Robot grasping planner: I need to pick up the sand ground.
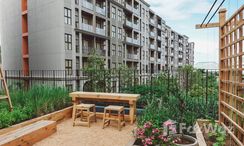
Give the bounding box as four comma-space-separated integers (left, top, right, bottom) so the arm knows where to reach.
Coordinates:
35, 119, 136, 146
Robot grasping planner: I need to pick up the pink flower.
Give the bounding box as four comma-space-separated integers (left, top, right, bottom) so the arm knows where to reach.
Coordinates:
144, 138, 153, 145
163, 120, 174, 127
144, 122, 152, 129
136, 128, 145, 136
152, 128, 159, 134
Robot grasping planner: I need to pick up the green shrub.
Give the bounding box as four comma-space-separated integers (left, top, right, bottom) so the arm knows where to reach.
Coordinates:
0, 85, 71, 129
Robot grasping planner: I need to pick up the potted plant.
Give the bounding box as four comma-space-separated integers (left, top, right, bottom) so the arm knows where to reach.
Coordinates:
131, 120, 198, 146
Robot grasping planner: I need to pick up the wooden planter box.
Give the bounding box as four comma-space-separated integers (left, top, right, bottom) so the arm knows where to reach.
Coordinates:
195, 119, 232, 146
0, 106, 72, 136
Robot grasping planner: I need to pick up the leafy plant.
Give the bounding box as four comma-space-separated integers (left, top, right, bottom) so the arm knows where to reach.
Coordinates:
208, 119, 226, 146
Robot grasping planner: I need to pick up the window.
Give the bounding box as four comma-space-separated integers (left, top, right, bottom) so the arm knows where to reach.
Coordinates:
65, 59, 72, 75
75, 8, 79, 28
75, 0, 79, 5
118, 10, 122, 21
65, 33, 72, 50
112, 44, 116, 56
118, 45, 122, 57
118, 27, 122, 39
75, 33, 79, 53
112, 6, 116, 19
64, 8, 72, 25
112, 25, 116, 38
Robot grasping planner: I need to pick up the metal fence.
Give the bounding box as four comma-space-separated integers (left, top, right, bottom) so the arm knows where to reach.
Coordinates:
3, 69, 219, 100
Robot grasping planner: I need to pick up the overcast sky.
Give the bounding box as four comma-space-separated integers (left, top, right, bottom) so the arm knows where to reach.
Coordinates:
146, 0, 243, 65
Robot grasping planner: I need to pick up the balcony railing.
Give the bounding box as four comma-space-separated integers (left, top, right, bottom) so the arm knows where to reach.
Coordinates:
82, 0, 93, 10
157, 36, 161, 40
133, 24, 140, 30
134, 8, 140, 15
96, 27, 106, 36
125, 20, 133, 27
158, 24, 161, 29
95, 6, 106, 15
125, 3, 133, 11
81, 23, 93, 32
150, 57, 155, 61
150, 32, 155, 37
178, 54, 183, 58
150, 44, 155, 49
171, 53, 174, 56
82, 47, 93, 55
127, 54, 138, 60
158, 47, 161, 51
126, 37, 133, 43
97, 49, 106, 56
150, 19, 155, 24
133, 39, 140, 45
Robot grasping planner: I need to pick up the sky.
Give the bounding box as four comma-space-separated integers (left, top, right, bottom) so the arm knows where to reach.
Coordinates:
145, 0, 243, 65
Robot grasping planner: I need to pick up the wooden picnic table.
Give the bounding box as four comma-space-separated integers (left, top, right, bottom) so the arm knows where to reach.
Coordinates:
69, 92, 140, 124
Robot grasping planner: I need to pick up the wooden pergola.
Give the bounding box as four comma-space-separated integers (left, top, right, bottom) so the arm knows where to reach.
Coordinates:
196, 5, 244, 145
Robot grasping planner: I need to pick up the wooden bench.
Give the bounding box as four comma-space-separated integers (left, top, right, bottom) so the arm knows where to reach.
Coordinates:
0, 120, 57, 146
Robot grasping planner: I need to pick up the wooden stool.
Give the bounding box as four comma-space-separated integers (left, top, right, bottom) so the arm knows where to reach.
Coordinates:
102, 105, 125, 131
73, 103, 96, 127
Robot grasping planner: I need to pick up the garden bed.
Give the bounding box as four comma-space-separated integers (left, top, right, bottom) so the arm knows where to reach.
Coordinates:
0, 107, 72, 136
195, 119, 232, 146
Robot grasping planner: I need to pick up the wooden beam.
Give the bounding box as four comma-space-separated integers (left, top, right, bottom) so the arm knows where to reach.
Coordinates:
195, 22, 219, 29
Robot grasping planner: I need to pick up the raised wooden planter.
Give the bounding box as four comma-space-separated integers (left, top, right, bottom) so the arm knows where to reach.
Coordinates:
0, 106, 72, 136
195, 119, 232, 146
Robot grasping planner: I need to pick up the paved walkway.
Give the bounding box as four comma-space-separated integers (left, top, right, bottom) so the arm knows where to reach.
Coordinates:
35, 119, 136, 146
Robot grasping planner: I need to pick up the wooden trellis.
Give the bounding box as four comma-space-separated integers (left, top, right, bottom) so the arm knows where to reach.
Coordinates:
196, 5, 244, 146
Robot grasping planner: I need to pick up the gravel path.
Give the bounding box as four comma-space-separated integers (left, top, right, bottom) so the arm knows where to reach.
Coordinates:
35, 119, 136, 146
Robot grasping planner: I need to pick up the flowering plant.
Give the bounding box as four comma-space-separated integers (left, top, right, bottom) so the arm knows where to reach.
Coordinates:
135, 120, 179, 146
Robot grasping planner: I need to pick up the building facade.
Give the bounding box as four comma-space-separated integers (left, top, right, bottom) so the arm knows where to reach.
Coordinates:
0, 0, 194, 89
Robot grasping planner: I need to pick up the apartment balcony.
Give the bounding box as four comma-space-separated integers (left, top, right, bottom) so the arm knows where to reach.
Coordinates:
82, 0, 93, 10
158, 24, 161, 29
150, 57, 155, 62
170, 44, 174, 48
157, 47, 161, 51
126, 37, 133, 43
125, 20, 133, 27
133, 39, 140, 45
134, 8, 140, 16
170, 52, 174, 56
150, 44, 155, 49
178, 54, 183, 58
82, 47, 93, 55
97, 49, 106, 56
179, 48, 183, 52
95, 6, 106, 16
127, 54, 139, 60
96, 27, 106, 36
179, 62, 183, 66
150, 32, 155, 37
150, 19, 155, 25
81, 23, 93, 32
157, 36, 161, 40
125, 3, 133, 11
133, 24, 140, 30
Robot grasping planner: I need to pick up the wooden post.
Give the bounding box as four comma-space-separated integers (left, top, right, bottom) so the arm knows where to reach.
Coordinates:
218, 8, 227, 123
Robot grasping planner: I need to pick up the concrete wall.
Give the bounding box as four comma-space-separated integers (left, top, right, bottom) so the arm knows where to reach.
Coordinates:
28, 0, 65, 70
0, 0, 23, 70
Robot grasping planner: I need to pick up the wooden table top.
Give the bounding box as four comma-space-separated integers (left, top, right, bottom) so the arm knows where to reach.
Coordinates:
70, 92, 140, 101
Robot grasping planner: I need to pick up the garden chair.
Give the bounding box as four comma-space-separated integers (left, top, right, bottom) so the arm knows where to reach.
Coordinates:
102, 105, 125, 131
73, 103, 96, 127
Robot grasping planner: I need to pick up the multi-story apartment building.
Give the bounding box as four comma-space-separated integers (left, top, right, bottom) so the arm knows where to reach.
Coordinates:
0, 0, 194, 89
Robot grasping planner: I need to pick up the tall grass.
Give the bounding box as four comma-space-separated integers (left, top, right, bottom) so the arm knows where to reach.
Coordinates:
0, 85, 71, 129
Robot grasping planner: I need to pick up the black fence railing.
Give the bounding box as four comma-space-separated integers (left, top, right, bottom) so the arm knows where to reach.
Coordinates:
3, 69, 219, 100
